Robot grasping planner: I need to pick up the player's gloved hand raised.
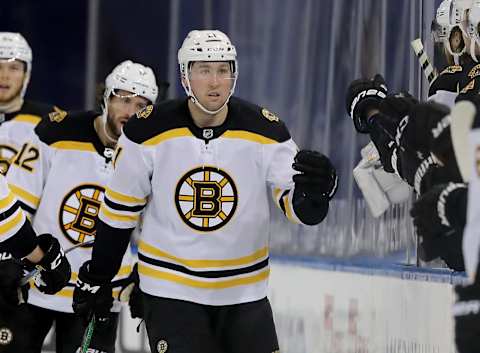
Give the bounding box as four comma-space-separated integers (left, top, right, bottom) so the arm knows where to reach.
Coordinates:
24, 234, 71, 295
293, 150, 338, 201
292, 150, 337, 225
345, 74, 388, 133
73, 261, 113, 325
0, 253, 28, 310
453, 279, 480, 353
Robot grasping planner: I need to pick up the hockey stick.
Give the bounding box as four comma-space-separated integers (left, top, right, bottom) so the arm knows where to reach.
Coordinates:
20, 239, 95, 286
411, 38, 438, 84
450, 100, 475, 182
80, 314, 96, 353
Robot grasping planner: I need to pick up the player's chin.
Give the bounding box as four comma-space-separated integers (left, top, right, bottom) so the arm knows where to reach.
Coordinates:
0, 91, 16, 104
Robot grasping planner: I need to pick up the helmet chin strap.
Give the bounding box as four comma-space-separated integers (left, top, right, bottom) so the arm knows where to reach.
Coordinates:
189, 94, 231, 115
183, 73, 236, 116
471, 39, 479, 62
100, 95, 119, 145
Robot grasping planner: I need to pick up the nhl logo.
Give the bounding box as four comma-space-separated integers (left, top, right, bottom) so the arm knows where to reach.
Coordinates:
203, 129, 214, 139
0, 327, 13, 345
156, 339, 168, 352
48, 106, 68, 123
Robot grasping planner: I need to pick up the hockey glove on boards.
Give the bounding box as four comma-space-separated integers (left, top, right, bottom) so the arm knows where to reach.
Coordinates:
73, 260, 114, 325
292, 150, 337, 225
345, 74, 388, 133
0, 253, 28, 310
410, 182, 467, 270
453, 279, 480, 353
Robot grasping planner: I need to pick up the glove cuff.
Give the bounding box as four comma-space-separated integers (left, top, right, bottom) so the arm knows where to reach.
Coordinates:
436, 182, 468, 228
36, 234, 63, 271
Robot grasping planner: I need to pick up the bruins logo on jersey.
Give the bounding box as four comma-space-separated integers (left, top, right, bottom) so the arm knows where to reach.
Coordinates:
441, 65, 462, 75
0, 144, 18, 175
136, 105, 154, 119
261, 108, 279, 122
460, 79, 475, 94
48, 106, 68, 123
469, 64, 480, 79
175, 166, 237, 231
59, 184, 105, 246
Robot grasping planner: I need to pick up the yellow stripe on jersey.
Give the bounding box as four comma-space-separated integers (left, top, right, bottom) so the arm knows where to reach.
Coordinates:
142, 128, 193, 146
283, 193, 299, 224
139, 263, 270, 289
105, 187, 147, 206
13, 114, 42, 125
0, 191, 16, 211
138, 240, 268, 268
50, 141, 97, 152
8, 184, 40, 208
100, 205, 140, 222
0, 208, 25, 237
222, 131, 278, 144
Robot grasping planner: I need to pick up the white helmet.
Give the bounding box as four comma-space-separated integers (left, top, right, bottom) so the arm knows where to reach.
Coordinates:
177, 30, 238, 115
104, 60, 158, 103
100, 60, 158, 144
468, 0, 480, 61
432, 0, 472, 64
0, 32, 32, 98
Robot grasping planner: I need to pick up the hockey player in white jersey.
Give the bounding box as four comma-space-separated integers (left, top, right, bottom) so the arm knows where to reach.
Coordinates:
0, 172, 71, 304
72, 30, 337, 353
5, 59, 158, 353
0, 32, 58, 176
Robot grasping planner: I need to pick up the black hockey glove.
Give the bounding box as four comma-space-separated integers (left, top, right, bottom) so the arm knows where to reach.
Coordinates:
24, 234, 71, 295
292, 150, 337, 225
410, 182, 467, 270
410, 182, 467, 235
453, 279, 480, 353
118, 263, 143, 319
0, 253, 28, 310
73, 261, 113, 325
345, 74, 388, 133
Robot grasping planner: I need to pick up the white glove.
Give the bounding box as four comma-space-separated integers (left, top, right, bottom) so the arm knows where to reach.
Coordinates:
354, 142, 412, 218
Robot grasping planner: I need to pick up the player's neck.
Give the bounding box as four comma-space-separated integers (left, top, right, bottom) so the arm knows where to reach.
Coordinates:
0, 95, 23, 113
94, 116, 117, 148
188, 99, 228, 128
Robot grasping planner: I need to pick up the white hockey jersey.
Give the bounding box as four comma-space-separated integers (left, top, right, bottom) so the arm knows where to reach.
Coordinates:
0, 100, 54, 175
99, 97, 308, 306
7, 110, 133, 313
0, 174, 29, 245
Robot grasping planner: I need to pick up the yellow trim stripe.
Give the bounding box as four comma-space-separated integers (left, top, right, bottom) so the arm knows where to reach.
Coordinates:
143, 128, 193, 146
100, 205, 140, 222
105, 187, 146, 205
222, 131, 277, 144
139, 264, 269, 289
283, 194, 299, 224
0, 209, 24, 237
0, 191, 16, 211
13, 114, 42, 125
139, 240, 268, 268
9, 184, 40, 208
51, 141, 96, 152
